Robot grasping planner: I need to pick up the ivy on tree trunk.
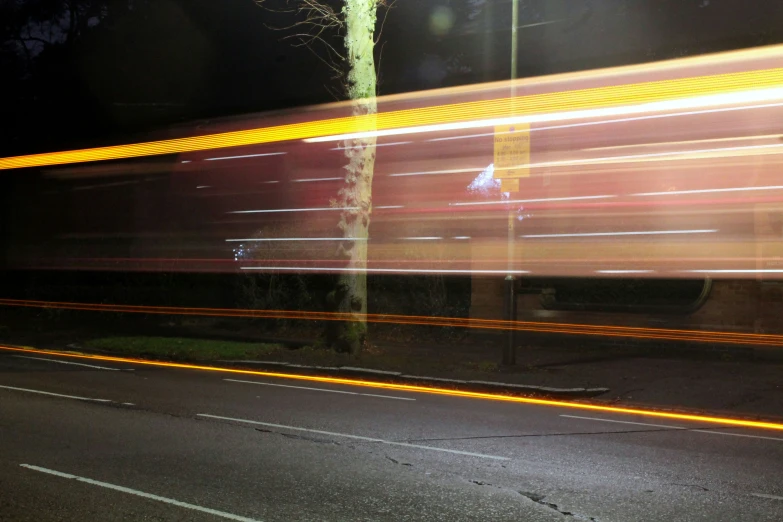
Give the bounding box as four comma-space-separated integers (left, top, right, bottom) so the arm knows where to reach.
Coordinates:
325, 0, 378, 354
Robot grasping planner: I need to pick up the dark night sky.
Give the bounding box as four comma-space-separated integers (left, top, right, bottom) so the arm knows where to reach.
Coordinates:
2, 0, 783, 157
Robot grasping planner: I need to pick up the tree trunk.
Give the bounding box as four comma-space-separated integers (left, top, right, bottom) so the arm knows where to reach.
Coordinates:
326, 0, 378, 354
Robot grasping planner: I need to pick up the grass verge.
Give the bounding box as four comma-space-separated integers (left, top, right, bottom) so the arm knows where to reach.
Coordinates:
83, 336, 283, 362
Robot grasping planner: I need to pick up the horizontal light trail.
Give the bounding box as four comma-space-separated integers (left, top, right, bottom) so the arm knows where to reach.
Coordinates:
225, 237, 366, 242
205, 152, 286, 161
2, 344, 782, 432
3, 64, 783, 170
291, 177, 343, 182
1, 298, 782, 347
585, 133, 783, 151
596, 270, 654, 274
634, 185, 783, 197
239, 267, 530, 275
228, 207, 356, 214
198, 414, 507, 459
19, 465, 261, 522
450, 195, 616, 206
522, 229, 717, 239
303, 86, 783, 143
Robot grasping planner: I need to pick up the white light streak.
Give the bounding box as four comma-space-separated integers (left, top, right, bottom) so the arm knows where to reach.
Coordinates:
389, 167, 484, 178
399, 236, 443, 240
633, 185, 783, 197
375, 205, 405, 209
261, 180, 279, 184
292, 177, 343, 183
196, 185, 211, 189
228, 207, 356, 214
205, 152, 287, 161
450, 195, 615, 207
522, 229, 717, 239
685, 269, 783, 274
225, 237, 367, 242
425, 101, 783, 144
584, 134, 783, 151
453, 236, 471, 240
241, 266, 530, 275
303, 87, 783, 143
596, 270, 654, 274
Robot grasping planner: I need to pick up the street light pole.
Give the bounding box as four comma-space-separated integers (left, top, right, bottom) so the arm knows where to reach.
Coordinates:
502, 0, 519, 366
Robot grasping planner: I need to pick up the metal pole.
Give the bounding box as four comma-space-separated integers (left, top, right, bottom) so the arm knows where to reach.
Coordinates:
503, 0, 519, 366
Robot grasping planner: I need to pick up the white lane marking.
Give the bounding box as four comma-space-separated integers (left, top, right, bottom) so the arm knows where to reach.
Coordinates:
751, 493, 783, 501
20, 464, 261, 522
561, 415, 686, 430
0, 384, 112, 403
562, 415, 783, 442
224, 379, 415, 401
197, 414, 508, 460
690, 430, 783, 442
12, 355, 132, 371
122, 403, 135, 406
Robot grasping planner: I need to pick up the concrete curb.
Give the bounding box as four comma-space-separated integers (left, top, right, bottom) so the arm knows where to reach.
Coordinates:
222, 360, 610, 399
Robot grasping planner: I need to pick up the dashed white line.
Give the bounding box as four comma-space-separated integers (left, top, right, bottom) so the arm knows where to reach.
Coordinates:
12, 355, 132, 371
561, 415, 686, 430
224, 378, 415, 401
0, 384, 112, 403
20, 464, 261, 522
197, 414, 509, 460
561, 415, 783, 441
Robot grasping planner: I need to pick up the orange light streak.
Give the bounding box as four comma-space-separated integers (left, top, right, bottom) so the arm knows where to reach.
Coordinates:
1, 66, 783, 170
1, 298, 782, 347
1, 344, 782, 431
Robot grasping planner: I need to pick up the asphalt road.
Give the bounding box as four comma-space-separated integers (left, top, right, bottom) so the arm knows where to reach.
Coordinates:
1, 350, 783, 521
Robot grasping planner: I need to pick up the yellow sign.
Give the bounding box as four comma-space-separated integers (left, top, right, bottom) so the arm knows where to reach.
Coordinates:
493, 123, 530, 180
500, 178, 519, 192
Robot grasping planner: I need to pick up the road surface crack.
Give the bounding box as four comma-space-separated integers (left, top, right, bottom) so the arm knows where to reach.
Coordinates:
385, 456, 412, 466
518, 491, 598, 521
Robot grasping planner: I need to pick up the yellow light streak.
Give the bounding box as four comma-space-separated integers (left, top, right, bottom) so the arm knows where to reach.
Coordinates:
1, 67, 783, 170
1, 344, 782, 431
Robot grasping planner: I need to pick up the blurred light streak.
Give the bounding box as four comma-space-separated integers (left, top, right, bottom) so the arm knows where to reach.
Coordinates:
3, 64, 783, 170
596, 270, 654, 274
205, 152, 286, 161
302, 86, 783, 143
239, 267, 529, 275
686, 270, 783, 274
260, 180, 279, 184
330, 141, 411, 150
228, 207, 355, 214
389, 167, 484, 177
450, 195, 615, 207
2, 344, 783, 431
633, 185, 783, 197
292, 177, 343, 183
400, 236, 443, 240
196, 185, 210, 189
225, 237, 365, 242
522, 229, 717, 239
453, 236, 471, 240
585, 134, 783, 151
375, 205, 405, 209
2, 298, 783, 347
